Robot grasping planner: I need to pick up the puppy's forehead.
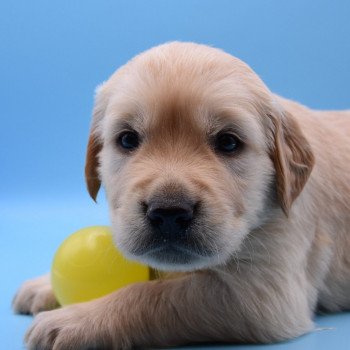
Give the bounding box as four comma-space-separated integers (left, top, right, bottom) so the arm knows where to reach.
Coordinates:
104, 43, 270, 138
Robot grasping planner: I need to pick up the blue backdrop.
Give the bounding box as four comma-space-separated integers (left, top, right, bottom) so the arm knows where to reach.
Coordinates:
1, 0, 350, 199
1, 1, 350, 349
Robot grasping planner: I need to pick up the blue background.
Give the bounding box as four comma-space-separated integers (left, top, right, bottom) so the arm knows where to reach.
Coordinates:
1, 1, 350, 349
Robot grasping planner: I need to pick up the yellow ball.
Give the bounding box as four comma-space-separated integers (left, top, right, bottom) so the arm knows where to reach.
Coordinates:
51, 226, 149, 306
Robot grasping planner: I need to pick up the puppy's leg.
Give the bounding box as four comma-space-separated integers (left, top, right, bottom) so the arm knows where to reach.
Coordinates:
25, 271, 313, 349
13, 274, 59, 315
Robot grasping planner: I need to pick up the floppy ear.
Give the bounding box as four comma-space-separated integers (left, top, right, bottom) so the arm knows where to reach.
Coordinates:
269, 110, 315, 215
85, 83, 109, 201
85, 133, 102, 201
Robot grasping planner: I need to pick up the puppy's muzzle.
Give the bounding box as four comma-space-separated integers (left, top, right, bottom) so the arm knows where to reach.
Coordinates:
133, 191, 215, 266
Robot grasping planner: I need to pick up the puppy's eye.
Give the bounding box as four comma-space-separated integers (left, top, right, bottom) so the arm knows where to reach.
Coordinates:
215, 133, 241, 153
117, 131, 140, 151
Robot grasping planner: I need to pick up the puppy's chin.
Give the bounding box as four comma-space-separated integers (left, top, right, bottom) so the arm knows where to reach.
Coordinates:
125, 245, 220, 272
115, 232, 224, 272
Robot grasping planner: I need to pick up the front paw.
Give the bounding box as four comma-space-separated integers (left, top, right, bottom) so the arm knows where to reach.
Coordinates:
13, 275, 59, 315
25, 303, 128, 350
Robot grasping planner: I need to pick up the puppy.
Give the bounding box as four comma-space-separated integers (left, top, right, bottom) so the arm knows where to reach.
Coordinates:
13, 42, 350, 349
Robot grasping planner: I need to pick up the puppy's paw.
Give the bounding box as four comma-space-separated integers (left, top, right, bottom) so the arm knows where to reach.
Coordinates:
25, 304, 126, 350
13, 275, 59, 315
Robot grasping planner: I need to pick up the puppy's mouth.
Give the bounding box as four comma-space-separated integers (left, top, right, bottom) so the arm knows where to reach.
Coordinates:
132, 240, 209, 265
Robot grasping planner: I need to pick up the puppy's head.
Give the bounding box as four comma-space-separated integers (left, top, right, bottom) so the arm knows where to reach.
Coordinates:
85, 42, 314, 271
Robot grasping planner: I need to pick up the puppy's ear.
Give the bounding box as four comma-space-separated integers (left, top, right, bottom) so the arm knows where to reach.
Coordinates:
269, 109, 315, 215
85, 83, 109, 201
85, 133, 102, 201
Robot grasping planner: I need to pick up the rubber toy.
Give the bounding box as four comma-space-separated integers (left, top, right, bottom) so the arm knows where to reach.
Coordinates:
51, 226, 150, 306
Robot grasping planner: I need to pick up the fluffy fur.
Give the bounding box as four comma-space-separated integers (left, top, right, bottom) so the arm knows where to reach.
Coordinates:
13, 42, 350, 349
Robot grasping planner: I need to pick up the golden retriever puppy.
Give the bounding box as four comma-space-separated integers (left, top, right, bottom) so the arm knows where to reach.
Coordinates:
14, 42, 350, 349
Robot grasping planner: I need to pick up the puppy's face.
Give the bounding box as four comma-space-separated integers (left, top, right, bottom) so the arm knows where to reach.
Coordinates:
86, 43, 314, 271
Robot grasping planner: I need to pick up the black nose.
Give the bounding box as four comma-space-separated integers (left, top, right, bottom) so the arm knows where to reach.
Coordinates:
146, 204, 194, 238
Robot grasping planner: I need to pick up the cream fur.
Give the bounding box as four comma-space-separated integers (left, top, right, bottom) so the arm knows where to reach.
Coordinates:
13, 42, 350, 349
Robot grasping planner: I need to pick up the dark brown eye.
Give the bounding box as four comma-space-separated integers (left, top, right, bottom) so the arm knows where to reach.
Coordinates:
215, 133, 241, 153
117, 131, 140, 150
